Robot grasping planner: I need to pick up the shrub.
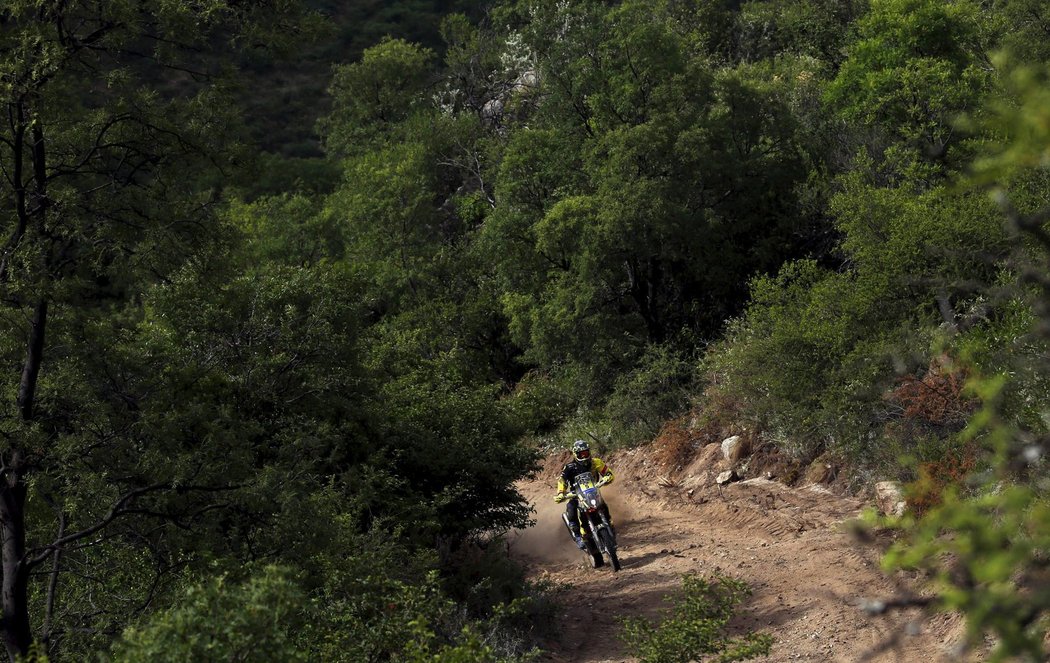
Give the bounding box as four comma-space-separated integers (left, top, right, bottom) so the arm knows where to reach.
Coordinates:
501, 369, 578, 438
886, 355, 976, 430
439, 538, 558, 658
619, 574, 773, 663
702, 260, 871, 461
603, 345, 698, 447
904, 440, 980, 515
877, 354, 982, 488
112, 566, 308, 663
651, 419, 701, 470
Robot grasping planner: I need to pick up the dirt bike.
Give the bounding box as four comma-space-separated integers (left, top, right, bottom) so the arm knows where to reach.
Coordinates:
558, 471, 620, 571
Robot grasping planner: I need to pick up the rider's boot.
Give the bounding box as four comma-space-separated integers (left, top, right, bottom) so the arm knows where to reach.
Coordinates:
569, 522, 586, 550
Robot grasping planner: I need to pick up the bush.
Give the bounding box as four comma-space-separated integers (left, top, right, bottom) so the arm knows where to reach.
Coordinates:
619, 574, 773, 663
651, 419, 701, 470
603, 345, 698, 447
501, 369, 579, 438
113, 566, 308, 663
439, 538, 558, 659
904, 440, 979, 515
702, 260, 871, 461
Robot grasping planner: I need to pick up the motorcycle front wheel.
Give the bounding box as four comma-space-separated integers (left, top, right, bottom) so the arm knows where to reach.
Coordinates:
599, 528, 620, 571
587, 543, 603, 567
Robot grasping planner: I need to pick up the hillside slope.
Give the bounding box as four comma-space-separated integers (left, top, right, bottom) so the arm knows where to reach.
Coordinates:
510, 448, 963, 662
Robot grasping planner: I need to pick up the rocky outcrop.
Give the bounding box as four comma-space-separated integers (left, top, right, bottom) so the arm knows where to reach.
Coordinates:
721, 435, 750, 463
804, 460, 835, 485
875, 481, 907, 516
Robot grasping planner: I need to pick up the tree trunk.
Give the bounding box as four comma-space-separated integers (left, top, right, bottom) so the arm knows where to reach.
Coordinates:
17, 300, 47, 421
627, 257, 666, 344
0, 298, 48, 660
0, 97, 53, 659
0, 454, 30, 662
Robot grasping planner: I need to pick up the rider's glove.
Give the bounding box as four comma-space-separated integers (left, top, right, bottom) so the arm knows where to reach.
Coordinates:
553, 493, 567, 503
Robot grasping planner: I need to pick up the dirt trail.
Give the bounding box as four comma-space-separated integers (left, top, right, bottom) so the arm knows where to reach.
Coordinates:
508, 447, 963, 663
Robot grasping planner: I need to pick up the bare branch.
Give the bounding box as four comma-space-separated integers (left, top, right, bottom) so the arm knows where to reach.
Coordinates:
24, 482, 168, 568
41, 501, 66, 651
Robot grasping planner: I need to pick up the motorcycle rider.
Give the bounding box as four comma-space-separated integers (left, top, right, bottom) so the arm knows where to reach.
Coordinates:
554, 439, 614, 549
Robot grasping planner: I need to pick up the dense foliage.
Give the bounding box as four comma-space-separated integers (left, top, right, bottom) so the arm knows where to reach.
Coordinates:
0, 2, 538, 661
2, 0, 1050, 660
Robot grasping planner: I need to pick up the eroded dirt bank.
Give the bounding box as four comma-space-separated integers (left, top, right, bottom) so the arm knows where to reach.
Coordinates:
509, 447, 963, 663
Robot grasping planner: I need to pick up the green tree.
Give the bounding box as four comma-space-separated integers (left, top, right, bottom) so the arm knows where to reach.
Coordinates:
483, 0, 811, 401
323, 151, 536, 538
879, 61, 1050, 661
0, 2, 313, 658
735, 0, 865, 65
320, 38, 435, 157
826, 0, 990, 183
991, 0, 1050, 63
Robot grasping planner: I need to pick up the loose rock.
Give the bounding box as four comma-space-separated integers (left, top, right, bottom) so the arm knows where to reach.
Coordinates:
716, 469, 739, 485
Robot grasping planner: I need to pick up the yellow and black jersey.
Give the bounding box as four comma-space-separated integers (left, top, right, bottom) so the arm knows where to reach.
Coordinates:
557, 457, 614, 494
